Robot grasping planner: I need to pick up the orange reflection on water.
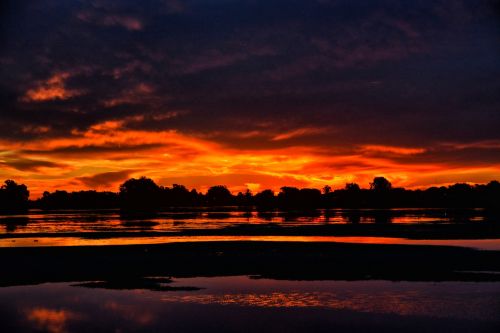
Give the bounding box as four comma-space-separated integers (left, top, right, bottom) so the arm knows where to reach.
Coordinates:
26, 307, 81, 333
160, 285, 491, 320
103, 301, 154, 325
2, 235, 500, 250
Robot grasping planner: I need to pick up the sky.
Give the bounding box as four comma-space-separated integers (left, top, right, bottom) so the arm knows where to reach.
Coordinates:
1, 0, 500, 198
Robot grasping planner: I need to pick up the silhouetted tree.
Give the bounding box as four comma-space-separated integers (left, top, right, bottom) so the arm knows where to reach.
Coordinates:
162, 184, 197, 206
36, 190, 118, 209
235, 189, 253, 206
254, 189, 275, 209
322, 185, 332, 194
277, 187, 322, 209
483, 181, 500, 209
278, 187, 301, 208
5, 176, 499, 211
299, 188, 322, 209
345, 183, 360, 191
447, 183, 474, 208
370, 177, 392, 191
0, 180, 29, 212
119, 177, 162, 211
322, 185, 336, 207
206, 185, 233, 206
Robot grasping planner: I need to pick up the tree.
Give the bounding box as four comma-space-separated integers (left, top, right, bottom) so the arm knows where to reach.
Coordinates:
236, 189, 253, 206
254, 189, 275, 209
0, 180, 30, 211
370, 177, 392, 191
277, 187, 301, 208
322, 185, 332, 194
37, 190, 118, 209
119, 177, 162, 210
165, 184, 193, 206
345, 183, 360, 191
299, 188, 322, 209
277, 187, 321, 209
206, 185, 233, 206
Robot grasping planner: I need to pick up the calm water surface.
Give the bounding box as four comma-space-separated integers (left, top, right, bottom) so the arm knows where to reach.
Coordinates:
1, 276, 499, 332
2, 235, 500, 250
1, 208, 499, 249
0, 208, 493, 234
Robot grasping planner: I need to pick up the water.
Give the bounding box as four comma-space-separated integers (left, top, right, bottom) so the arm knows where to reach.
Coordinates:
1, 208, 499, 249
2, 209, 499, 331
2, 235, 500, 250
0, 208, 492, 234
1, 276, 499, 332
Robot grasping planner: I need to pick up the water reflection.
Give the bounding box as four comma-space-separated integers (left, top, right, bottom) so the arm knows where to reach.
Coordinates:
0, 208, 497, 236
343, 210, 361, 224
26, 307, 81, 333
0, 277, 499, 332
205, 212, 232, 219
257, 211, 274, 221
2, 235, 500, 250
0, 217, 29, 232
120, 220, 159, 230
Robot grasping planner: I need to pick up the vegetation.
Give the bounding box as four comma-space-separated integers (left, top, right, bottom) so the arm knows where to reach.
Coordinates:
1, 177, 498, 212
0, 180, 29, 212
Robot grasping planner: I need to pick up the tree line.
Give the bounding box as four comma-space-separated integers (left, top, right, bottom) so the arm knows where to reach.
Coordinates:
0, 177, 499, 212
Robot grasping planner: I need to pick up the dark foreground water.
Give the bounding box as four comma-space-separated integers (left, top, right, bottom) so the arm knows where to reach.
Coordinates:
1, 276, 499, 332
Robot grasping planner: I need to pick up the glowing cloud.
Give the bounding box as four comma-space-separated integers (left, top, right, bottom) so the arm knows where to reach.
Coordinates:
22, 73, 80, 102
2, 118, 499, 198
1, 1, 499, 197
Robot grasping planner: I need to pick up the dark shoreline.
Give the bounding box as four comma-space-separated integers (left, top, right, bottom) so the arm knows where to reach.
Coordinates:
2, 241, 500, 288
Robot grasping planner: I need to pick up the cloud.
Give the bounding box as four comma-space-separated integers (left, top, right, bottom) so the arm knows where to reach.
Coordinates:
21, 143, 164, 158
77, 10, 143, 31
0, 156, 67, 172
1, 0, 499, 195
441, 140, 500, 150
180, 45, 276, 74
21, 125, 51, 135
271, 127, 329, 141
77, 170, 137, 187
102, 83, 156, 107
360, 145, 426, 155
22, 72, 81, 102
162, 0, 185, 14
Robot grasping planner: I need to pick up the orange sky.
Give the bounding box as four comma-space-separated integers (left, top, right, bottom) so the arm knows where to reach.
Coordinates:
1, 1, 500, 198
2, 116, 499, 198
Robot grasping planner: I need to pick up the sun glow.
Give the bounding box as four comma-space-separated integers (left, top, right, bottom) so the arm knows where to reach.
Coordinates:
1, 119, 499, 198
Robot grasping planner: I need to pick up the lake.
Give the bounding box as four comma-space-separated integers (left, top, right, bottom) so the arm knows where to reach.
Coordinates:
1, 209, 500, 332
0, 208, 493, 234
1, 276, 499, 332
1, 208, 499, 249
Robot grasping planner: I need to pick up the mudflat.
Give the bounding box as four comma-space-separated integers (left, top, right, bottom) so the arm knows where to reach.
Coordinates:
2, 241, 500, 288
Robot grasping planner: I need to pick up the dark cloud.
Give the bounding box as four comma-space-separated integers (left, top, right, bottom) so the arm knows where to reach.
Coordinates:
21, 143, 164, 156
0, 156, 67, 172
0, 0, 499, 155
388, 146, 500, 167
77, 170, 137, 187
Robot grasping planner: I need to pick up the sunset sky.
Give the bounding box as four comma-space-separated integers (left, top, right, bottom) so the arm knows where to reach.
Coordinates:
1, 0, 500, 198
